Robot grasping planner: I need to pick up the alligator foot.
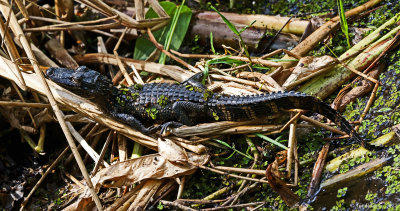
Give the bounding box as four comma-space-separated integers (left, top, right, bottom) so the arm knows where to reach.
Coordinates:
160, 121, 183, 135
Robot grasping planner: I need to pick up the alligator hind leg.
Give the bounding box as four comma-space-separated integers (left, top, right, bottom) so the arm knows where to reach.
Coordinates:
172, 101, 205, 125
110, 112, 160, 134
158, 101, 205, 134
182, 72, 206, 90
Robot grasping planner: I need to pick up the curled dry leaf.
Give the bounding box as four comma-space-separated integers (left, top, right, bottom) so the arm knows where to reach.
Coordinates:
120, 179, 165, 210
282, 55, 336, 89
211, 81, 262, 95
158, 137, 188, 164
55, 0, 74, 21
237, 71, 283, 91
266, 150, 299, 208
69, 153, 209, 209
80, 152, 209, 197
333, 63, 383, 112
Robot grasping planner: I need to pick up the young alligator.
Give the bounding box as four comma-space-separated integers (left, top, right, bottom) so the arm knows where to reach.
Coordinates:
46, 66, 362, 145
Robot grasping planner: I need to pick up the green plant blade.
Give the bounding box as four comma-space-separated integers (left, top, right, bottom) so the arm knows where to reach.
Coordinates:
337, 0, 350, 47
210, 5, 240, 36
210, 31, 216, 54
213, 139, 254, 160
134, 1, 192, 61
256, 133, 288, 150
159, 0, 187, 64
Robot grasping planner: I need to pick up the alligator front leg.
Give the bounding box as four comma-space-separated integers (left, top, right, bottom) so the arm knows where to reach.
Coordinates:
159, 101, 206, 134
110, 112, 160, 134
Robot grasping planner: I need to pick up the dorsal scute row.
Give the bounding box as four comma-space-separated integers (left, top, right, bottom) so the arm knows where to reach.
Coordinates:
137, 83, 206, 103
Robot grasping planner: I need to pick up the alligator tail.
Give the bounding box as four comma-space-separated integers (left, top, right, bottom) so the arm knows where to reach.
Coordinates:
222, 91, 363, 145
282, 92, 363, 146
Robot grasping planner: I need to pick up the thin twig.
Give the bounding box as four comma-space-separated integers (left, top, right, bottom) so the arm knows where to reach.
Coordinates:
355, 82, 379, 131
160, 200, 196, 211
27, 16, 121, 40
201, 202, 264, 210
189, 161, 269, 184
0, 100, 51, 108
299, 115, 346, 135
146, 28, 200, 73
21, 147, 70, 207
171, 49, 282, 67
113, 27, 134, 85
0, 1, 103, 208
92, 130, 114, 175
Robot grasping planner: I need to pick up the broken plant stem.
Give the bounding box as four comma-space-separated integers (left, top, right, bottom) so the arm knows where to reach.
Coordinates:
27, 16, 121, 40
293, 135, 299, 185
299, 115, 346, 135
176, 176, 185, 200
160, 200, 193, 211
219, 63, 251, 72
337, 59, 379, 84
65, 172, 86, 189
189, 161, 269, 184
260, 48, 301, 60
286, 121, 297, 178
92, 130, 114, 175
21, 146, 70, 207
282, 0, 384, 68
210, 74, 279, 92
0, 100, 51, 108
66, 122, 109, 167
171, 49, 282, 67
355, 32, 400, 131
279, 111, 302, 133
200, 202, 265, 210
355, 82, 379, 131
35, 124, 46, 153
307, 143, 330, 197
213, 166, 265, 175
146, 28, 200, 73
113, 27, 134, 86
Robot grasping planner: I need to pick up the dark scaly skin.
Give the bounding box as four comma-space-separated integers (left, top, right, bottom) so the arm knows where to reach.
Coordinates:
46, 66, 362, 145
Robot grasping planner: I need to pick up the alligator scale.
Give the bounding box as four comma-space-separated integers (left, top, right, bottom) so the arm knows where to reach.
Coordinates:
46, 66, 362, 145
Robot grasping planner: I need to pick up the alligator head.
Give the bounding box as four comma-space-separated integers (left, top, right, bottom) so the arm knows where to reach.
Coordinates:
46, 66, 114, 97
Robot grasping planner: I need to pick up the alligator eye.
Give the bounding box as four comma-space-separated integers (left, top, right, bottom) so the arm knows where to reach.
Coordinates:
72, 76, 81, 85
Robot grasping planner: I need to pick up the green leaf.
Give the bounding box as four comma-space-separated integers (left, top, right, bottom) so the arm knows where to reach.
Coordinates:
203, 55, 234, 84
239, 20, 256, 34
256, 134, 288, 150
210, 5, 251, 59
134, 1, 192, 60
159, 0, 187, 64
210, 5, 240, 36
213, 139, 254, 160
210, 31, 216, 54
337, 0, 350, 47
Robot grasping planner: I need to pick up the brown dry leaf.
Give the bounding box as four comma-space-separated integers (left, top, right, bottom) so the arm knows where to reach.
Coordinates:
77, 152, 209, 199
237, 71, 282, 91
333, 64, 383, 112
90, 152, 208, 192
68, 153, 209, 209
72, 179, 176, 210
55, 0, 74, 21
120, 179, 165, 210
158, 137, 188, 164
282, 55, 336, 89
266, 150, 299, 208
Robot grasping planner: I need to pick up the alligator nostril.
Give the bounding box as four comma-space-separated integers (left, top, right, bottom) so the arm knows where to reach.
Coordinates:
46, 68, 55, 77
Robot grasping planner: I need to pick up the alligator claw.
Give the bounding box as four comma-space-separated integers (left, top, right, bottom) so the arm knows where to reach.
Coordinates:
143, 125, 160, 134
160, 122, 183, 135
